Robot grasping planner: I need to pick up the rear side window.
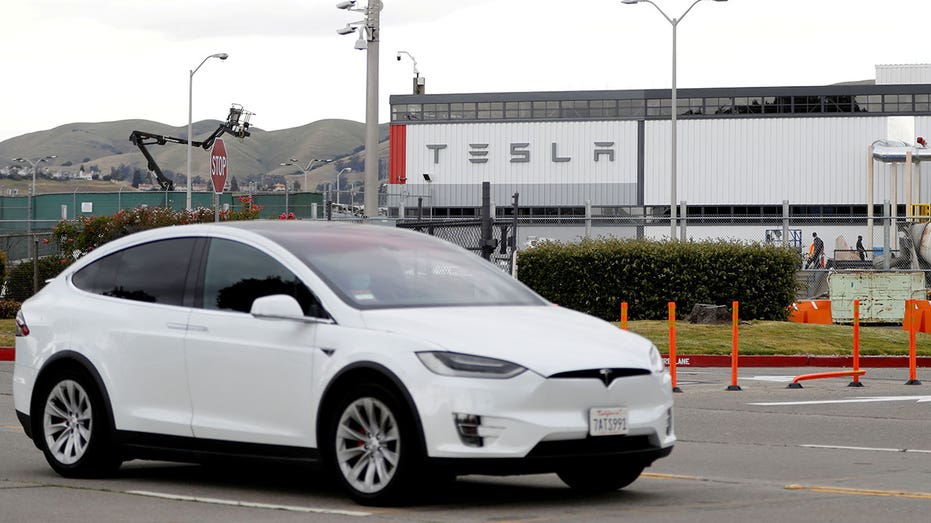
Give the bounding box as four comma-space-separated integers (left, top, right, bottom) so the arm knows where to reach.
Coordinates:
71, 238, 197, 306
201, 238, 326, 317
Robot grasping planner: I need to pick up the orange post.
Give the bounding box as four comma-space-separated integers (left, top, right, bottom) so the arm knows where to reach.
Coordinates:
669, 302, 681, 393
907, 300, 922, 385
620, 302, 628, 330
727, 301, 742, 391
849, 299, 863, 387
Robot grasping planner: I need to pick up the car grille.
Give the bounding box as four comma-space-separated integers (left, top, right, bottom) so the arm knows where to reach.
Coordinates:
549, 368, 650, 386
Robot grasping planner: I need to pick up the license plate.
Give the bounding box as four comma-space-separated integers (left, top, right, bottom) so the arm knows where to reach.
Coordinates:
589, 407, 629, 436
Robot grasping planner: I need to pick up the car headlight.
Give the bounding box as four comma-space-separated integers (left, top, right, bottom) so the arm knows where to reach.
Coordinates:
416, 351, 527, 379
649, 344, 666, 374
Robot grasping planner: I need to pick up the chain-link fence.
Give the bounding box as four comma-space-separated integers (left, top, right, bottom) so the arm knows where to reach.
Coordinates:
0, 232, 59, 301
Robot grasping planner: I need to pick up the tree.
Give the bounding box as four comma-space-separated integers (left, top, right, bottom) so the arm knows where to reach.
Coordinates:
131, 169, 144, 188
230, 176, 240, 192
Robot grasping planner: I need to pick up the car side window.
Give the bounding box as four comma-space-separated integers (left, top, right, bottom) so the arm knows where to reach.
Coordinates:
71, 238, 196, 306
201, 238, 327, 318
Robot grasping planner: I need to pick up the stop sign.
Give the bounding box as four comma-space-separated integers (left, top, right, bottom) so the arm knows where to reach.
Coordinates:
210, 138, 228, 194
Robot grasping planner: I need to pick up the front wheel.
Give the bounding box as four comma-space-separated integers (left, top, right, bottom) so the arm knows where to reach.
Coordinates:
36, 369, 121, 478
557, 461, 644, 493
326, 383, 423, 505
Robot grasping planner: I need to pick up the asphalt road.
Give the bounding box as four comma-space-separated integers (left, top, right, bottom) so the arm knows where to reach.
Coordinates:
3, 362, 931, 522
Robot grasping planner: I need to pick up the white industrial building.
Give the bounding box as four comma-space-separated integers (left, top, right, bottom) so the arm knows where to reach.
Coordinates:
386, 64, 931, 249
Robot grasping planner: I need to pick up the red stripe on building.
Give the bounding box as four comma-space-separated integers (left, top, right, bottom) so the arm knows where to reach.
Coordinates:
389, 124, 406, 184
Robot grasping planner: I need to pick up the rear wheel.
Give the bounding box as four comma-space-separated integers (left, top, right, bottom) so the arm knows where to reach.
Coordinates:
557, 461, 644, 493
36, 369, 121, 478
326, 383, 422, 505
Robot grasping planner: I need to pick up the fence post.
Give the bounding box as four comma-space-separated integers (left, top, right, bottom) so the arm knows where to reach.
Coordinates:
669, 302, 682, 393
480, 181, 495, 261
782, 200, 789, 248
727, 301, 742, 391
883, 200, 891, 271
680, 200, 687, 242
620, 302, 628, 330
33, 235, 39, 296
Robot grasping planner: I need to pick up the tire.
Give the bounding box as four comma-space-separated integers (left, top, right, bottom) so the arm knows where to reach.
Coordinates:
557, 461, 644, 493
325, 383, 422, 505
35, 368, 121, 478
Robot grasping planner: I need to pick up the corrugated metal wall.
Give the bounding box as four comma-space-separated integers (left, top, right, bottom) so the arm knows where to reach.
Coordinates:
876, 64, 931, 85
645, 116, 931, 206
399, 115, 931, 208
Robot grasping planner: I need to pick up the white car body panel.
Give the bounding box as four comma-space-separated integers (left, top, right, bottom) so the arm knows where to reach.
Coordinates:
184, 307, 319, 446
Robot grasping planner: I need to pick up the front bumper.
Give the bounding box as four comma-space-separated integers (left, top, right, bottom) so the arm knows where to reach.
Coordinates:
409, 367, 675, 465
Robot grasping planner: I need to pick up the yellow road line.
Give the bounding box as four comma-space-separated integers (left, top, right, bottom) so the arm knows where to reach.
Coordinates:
642, 472, 703, 481
785, 484, 931, 500
2, 425, 23, 430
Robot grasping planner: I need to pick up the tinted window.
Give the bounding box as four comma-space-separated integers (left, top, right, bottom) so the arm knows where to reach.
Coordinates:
202, 238, 325, 317
72, 238, 196, 306
273, 228, 546, 310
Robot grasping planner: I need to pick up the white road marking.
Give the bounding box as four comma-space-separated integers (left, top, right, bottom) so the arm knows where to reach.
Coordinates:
126, 490, 372, 517
799, 444, 931, 454
748, 395, 931, 406
746, 376, 798, 383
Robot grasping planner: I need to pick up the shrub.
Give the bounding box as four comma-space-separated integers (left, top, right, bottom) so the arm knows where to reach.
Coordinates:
50, 205, 264, 260
0, 299, 20, 319
517, 238, 800, 321
4, 255, 72, 302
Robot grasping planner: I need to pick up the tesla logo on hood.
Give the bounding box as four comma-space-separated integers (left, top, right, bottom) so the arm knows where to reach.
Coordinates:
599, 369, 613, 387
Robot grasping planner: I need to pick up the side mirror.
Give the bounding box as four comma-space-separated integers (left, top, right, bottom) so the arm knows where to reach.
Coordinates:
250, 294, 305, 320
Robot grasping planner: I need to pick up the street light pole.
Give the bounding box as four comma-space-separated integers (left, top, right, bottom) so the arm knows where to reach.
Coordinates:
187, 52, 228, 211
280, 158, 333, 193
12, 155, 56, 234
337, 167, 353, 206
621, 0, 726, 240
337, 0, 383, 219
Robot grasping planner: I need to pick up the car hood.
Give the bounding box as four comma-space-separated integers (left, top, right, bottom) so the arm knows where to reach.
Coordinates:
360, 305, 656, 376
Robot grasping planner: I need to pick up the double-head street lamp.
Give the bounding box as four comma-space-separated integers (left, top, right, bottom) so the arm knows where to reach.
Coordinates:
12, 154, 57, 232
337, 0, 382, 219
278, 158, 333, 192
621, 0, 727, 240
187, 52, 229, 211
336, 167, 353, 206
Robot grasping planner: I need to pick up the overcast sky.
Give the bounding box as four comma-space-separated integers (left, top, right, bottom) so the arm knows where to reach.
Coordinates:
3, 0, 929, 143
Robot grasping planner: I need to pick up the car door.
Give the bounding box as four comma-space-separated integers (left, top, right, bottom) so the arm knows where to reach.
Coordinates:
69, 237, 200, 437
184, 237, 326, 447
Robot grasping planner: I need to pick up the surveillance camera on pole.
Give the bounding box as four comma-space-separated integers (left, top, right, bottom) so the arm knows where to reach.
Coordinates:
336, 1, 357, 9
336, 25, 356, 35
396, 50, 424, 95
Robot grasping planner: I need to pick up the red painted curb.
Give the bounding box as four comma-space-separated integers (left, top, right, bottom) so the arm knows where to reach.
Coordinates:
0, 347, 13, 362
663, 354, 931, 368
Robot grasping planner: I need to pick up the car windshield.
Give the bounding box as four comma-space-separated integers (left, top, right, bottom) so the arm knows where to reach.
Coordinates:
277, 226, 546, 310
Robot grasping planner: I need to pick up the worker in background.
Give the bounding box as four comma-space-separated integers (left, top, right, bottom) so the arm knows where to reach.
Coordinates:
806, 232, 824, 269
856, 235, 866, 261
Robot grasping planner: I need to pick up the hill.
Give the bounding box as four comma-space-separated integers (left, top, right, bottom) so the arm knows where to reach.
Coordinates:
0, 118, 390, 193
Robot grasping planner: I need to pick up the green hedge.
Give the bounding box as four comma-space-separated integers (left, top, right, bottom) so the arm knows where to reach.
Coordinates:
516, 238, 801, 321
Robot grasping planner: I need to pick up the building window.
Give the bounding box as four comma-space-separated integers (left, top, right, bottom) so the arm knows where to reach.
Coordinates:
505, 101, 531, 118
561, 100, 589, 118
532, 101, 560, 118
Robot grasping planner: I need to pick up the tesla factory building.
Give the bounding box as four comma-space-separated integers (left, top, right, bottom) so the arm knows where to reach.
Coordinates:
387, 64, 931, 246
